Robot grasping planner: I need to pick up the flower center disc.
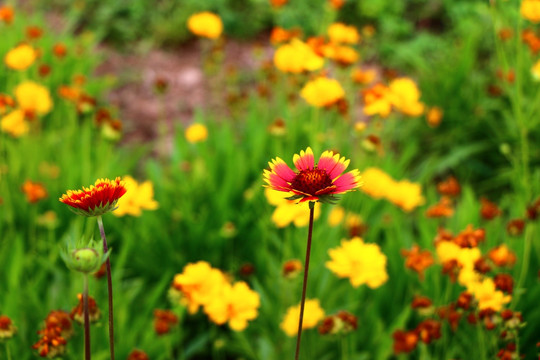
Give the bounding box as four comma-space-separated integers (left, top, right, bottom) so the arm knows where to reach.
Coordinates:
291, 168, 333, 195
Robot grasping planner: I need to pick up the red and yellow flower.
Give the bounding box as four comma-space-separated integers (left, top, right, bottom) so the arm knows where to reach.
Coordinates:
263, 147, 361, 203
59, 177, 127, 217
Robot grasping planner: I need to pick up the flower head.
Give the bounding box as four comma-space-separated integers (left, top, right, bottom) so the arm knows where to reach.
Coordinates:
1, 109, 28, 137
4, 44, 36, 70
0, 315, 16, 339
22, 180, 47, 203
300, 77, 346, 107
521, 0, 540, 22
70, 294, 101, 324
204, 281, 260, 331
280, 299, 325, 336
187, 12, 223, 39
326, 237, 388, 288
273, 38, 324, 73
327, 23, 360, 44
59, 177, 127, 217
113, 176, 158, 217
185, 123, 208, 143
15, 81, 53, 117
263, 147, 361, 203
153, 309, 178, 335
0, 5, 14, 24
469, 278, 511, 311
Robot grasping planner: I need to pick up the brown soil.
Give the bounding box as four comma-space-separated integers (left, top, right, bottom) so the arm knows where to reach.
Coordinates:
95, 39, 272, 145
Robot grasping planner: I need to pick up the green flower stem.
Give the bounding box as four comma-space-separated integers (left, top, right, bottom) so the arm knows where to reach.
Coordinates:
5, 341, 12, 360
340, 336, 349, 360
83, 273, 91, 360
512, 223, 535, 309
294, 202, 315, 360
97, 215, 115, 360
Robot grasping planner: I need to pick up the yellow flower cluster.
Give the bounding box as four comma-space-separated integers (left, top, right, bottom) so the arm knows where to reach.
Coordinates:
113, 176, 159, 217
280, 299, 325, 336
265, 188, 321, 228
187, 12, 223, 39
436, 241, 511, 311
300, 77, 345, 107
326, 237, 388, 288
1, 81, 53, 137
361, 167, 424, 212
363, 77, 425, 118
327, 23, 361, 44
273, 38, 324, 73
171, 261, 260, 331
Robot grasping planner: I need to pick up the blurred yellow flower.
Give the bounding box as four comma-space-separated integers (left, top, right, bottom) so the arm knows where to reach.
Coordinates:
264, 188, 321, 227
1, 109, 28, 137
361, 167, 424, 212
204, 281, 260, 331
273, 38, 324, 73
113, 176, 158, 217
4, 44, 36, 70
326, 237, 388, 288
185, 123, 208, 143
436, 240, 482, 287
280, 299, 325, 336
15, 81, 53, 116
187, 12, 223, 39
328, 206, 345, 227
521, 0, 540, 22
172, 261, 228, 314
300, 77, 345, 107
327, 23, 360, 44
389, 78, 425, 116
468, 278, 511, 311
362, 83, 393, 117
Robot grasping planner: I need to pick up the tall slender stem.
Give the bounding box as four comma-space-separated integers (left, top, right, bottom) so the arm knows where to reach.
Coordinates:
83, 274, 91, 360
294, 202, 315, 360
97, 216, 115, 360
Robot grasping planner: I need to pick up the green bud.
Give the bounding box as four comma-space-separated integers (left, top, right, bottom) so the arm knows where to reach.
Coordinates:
61, 238, 110, 275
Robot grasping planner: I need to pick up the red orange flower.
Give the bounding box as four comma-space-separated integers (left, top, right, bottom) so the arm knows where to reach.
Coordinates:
59, 177, 127, 216
0, 315, 16, 339
70, 294, 101, 324
22, 180, 47, 203
263, 147, 361, 203
154, 309, 178, 335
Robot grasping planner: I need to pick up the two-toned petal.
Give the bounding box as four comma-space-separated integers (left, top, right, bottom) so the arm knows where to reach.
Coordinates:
317, 151, 350, 180
333, 170, 362, 194
293, 147, 314, 171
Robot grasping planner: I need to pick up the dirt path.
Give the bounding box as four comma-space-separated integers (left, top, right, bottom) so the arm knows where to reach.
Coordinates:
95, 39, 271, 144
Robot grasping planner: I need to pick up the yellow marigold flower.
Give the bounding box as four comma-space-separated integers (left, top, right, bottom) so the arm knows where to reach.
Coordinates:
521, 0, 540, 22
187, 12, 223, 39
468, 278, 511, 311
362, 83, 393, 117
300, 77, 345, 107
204, 281, 260, 331
387, 180, 424, 212
426, 106, 443, 127
264, 188, 321, 227
327, 23, 360, 44
273, 38, 324, 74
328, 206, 345, 227
172, 261, 227, 314
4, 44, 36, 70
1, 109, 28, 137
15, 81, 53, 116
360, 167, 394, 199
185, 123, 208, 143
113, 176, 158, 217
326, 237, 388, 288
389, 77, 425, 116
280, 299, 325, 336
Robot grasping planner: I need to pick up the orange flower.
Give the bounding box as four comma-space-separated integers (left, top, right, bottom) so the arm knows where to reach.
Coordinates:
153, 309, 178, 335
328, 0, 346, 10
318, 310, 357, 335
426, 106, 443, 127
454, 224, 485, 248
0, 315, 16, 339
270, 0, 288, 7
401, 245, 434, 280
393, 330, 418, 355
323, 44, 359, 66
507, 219, 525, 236
351, 67, 376, 85
128, 350, 149, 360
488, 245, 517, 267
270, 27, 302, 44
53, 43, 67, 58
0, 5, 14, 24
26, 26, 43, 40
187, 12, 223, 39
480, 197, 502, 220
282, 259, 302, 278
436, 175, 461, 197
32, 327, 68, 358
416, 319, 441, 344
425, 196, 454, 218
21, 180, 47, 203
59, 177, 127, 217
70, 294, 101, 324
362, 83, 393, 117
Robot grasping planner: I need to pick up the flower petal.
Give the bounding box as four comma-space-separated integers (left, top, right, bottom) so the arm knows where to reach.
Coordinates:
333, 170, 362, 193
270, 157, 296, 182
293, 147, 314, 171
